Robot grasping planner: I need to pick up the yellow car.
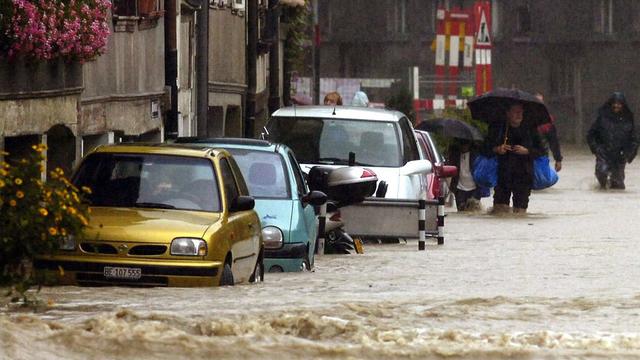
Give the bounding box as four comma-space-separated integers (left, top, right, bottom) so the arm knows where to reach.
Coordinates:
35, 144, 264, 287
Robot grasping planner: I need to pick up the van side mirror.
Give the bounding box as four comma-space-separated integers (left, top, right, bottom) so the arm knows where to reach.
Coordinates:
301, 190, 327, 207
230, 195, 255, 212
400, 160, 433, 176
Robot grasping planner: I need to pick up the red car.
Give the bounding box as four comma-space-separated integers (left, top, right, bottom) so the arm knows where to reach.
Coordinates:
414, 130, 457, 200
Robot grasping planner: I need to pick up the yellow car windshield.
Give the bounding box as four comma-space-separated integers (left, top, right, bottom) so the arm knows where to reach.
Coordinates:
73, 153, 221, 212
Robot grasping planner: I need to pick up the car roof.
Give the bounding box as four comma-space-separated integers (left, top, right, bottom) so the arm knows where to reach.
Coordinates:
91, 143, 225, 158
174, 137, 289, 154
271, 105, 406, 122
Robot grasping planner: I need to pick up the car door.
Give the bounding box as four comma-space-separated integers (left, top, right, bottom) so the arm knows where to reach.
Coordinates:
416, 132, 437, 200
399, 117, 428, 199
287, 151, 317, 265
219, 156, 258, 282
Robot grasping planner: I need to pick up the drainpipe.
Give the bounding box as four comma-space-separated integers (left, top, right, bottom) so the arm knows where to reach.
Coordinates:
246, 0, 258, 137
196, 0, 209, 136
268, 0, 281, 115
311, 0, 320, 105
164, 0, 178, 139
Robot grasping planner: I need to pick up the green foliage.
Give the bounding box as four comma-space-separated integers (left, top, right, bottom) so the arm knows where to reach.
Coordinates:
283, 1, 311, 74
0, 145, 90, 302
385, 85, 416, 125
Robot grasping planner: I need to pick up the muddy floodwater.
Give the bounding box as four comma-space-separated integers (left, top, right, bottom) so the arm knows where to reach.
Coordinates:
3, 148, 640, 359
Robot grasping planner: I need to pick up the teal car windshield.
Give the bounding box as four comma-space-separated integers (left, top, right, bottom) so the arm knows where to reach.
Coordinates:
226, 149, 291, 199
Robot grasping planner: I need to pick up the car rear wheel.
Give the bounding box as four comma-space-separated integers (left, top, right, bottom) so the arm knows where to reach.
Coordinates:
219, 262, 234, 286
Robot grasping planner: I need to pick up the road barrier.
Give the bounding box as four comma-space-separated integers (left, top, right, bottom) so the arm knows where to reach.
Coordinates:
340, 197, 444, 249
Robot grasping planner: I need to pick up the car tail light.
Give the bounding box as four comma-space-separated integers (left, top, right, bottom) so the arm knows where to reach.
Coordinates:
432, 176, 441, 199
361, 168, 376, 178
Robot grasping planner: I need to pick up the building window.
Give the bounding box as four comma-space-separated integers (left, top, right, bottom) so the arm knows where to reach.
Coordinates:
550, 60, 574, 97
632, 2, 640, 32
112, 0, 162, 18
112, 0, 163, 32
387, 0, 408, 34
594, 0, 613, 34
113, 0, 137, 16
516, 4, 531, 34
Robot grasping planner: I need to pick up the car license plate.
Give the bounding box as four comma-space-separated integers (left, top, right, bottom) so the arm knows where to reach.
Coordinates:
103, 266, 142, 280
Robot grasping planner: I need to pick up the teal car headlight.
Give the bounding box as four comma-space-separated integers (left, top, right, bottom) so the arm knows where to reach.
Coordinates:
171, 238, 207, 256
262, 226, 283, 249
59, 235, 76, 251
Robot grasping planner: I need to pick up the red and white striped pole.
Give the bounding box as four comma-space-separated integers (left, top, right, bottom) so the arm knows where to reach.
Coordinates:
474, 1, 493, 96
434, 6, 447, 100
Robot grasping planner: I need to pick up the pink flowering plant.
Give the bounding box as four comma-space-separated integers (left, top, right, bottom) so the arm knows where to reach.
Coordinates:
0, 0, 111, 62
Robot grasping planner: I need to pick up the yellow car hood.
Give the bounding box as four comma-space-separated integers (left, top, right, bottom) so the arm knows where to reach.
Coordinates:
84, 207, 221, 244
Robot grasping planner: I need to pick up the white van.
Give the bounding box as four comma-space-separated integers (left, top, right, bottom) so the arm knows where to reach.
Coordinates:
265, 106, 432, 201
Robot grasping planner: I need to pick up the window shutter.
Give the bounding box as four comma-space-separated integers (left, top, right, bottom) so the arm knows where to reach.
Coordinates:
233, 0, 245, 11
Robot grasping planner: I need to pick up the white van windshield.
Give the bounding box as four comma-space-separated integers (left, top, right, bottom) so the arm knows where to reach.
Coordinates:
266, 117, 402, 167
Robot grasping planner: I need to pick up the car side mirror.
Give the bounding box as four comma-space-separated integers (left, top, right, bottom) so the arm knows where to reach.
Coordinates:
400, 160, 433, 176
230, 195, 255, 212
437, 165, 458, 178
301, 190, 327, 207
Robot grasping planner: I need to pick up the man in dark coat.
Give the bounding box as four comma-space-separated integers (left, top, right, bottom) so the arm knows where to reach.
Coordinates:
483, 102, 545, 214
587, 92, 638, 189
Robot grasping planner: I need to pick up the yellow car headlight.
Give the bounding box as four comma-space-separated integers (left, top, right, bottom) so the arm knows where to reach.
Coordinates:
262, 226, 283, 249
171, 238, 207, 256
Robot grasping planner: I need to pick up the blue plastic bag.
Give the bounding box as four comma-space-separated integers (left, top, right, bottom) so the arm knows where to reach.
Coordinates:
472, 155, 498, 188
532, 156, 559, 190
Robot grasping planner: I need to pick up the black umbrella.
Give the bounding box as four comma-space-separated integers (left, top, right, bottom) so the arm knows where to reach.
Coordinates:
416, 118, 483, 141
467, 88, 551, 127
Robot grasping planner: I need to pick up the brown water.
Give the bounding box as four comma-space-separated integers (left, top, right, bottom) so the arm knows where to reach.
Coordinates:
3, 148, 640, 359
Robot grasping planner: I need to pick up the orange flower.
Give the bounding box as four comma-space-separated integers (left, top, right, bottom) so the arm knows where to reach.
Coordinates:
67, 207, 76, 215
39, 208, 49, 217
9, 200, 16, 207
48, 227, 58, 236
0, 179, 5, 188
0, 169, 7, 176
15, 178, 23, 185
16, 191, 24, 199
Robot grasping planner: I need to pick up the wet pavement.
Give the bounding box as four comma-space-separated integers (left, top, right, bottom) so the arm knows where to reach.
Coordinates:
2, 147, 640, 359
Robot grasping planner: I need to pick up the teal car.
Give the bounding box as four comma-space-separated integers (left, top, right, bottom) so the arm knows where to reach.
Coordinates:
176, 138, 326, 272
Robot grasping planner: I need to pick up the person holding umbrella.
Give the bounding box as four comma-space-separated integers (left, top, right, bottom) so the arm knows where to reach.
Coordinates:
587, 92, 638, 189
469, 88, 550, 214
446, 138, 483, 211
417, 118, 486, 211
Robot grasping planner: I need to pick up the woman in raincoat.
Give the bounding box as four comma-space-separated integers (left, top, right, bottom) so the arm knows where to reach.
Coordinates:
587, 92, 638, 190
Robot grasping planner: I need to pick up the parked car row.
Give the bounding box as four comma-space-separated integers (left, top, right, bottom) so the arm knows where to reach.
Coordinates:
35, 106, 456, 287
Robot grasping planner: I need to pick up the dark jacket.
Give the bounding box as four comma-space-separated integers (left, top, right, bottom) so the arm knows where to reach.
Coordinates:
482, 122, 545, 187
538, 116, 563, 162
587, 94, 638, 163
